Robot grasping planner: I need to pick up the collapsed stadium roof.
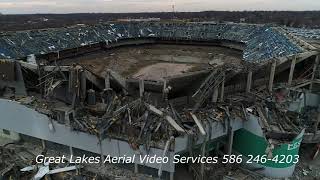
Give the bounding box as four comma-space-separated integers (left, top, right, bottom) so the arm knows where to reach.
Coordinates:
0, 22, 314, 62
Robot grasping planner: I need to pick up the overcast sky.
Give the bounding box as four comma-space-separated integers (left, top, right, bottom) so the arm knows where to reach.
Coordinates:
0, 0, 319, 14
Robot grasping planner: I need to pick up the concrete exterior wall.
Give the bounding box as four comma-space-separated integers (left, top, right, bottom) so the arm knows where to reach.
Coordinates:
288, 92, 320, 112
233, 114, 304, 178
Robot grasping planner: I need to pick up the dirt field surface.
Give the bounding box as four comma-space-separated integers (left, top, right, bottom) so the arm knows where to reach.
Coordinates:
133, 63, 194, 80
57, 44, 242, 79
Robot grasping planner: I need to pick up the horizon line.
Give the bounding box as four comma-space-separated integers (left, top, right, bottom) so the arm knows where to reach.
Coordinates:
2, 10, 320, 15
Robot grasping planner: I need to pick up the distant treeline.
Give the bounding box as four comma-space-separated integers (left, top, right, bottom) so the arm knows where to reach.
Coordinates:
0, 11, 319, 31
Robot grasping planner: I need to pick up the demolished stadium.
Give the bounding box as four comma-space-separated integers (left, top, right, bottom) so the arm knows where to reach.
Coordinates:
0, 22, 319, 179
